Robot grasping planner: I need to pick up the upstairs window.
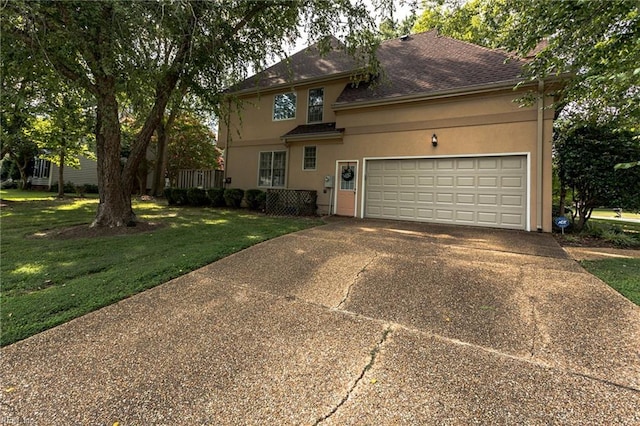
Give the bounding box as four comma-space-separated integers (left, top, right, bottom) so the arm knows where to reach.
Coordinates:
307, 88, 324, 123
273, 92, 296, 121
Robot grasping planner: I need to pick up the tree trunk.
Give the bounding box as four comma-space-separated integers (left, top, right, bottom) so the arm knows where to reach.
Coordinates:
91, 79, 136, 228
151, 120, 168, 196
57, 148, 65, 198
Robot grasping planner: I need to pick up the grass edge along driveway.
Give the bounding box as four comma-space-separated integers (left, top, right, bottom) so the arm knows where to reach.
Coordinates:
0, 191, 322, 346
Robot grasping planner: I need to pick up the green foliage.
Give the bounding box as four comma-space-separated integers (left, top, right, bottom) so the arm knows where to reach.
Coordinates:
412, 0, 506, 47
49, 181, 79, 195
207, 188, 226, 207
555, 124, 640, 230
497, 0, 640, 123
164, 188, 189, 206
4, 0, 383, 226
245, 189, 266, 211
223, 188, 244, 208
166, 113, 221, 184
0, 192, 321, 345
186, 187, 209, 207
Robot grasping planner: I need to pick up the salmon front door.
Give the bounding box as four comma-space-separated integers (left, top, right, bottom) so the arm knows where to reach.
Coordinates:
335, 162, 357, 216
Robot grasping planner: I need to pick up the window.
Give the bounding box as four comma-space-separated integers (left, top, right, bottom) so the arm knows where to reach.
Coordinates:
308, 88, 324, 123
303, 146, 317, 170
33, 159, 51, 178
259, 151, 286, 187
273, 92, 296, 120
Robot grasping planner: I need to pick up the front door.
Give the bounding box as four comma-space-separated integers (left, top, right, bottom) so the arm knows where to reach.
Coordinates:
335, 162, 357, 216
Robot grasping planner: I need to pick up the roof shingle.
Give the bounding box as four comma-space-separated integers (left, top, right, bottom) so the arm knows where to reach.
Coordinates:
336, 31, 525, 104
231, 31, 526, 104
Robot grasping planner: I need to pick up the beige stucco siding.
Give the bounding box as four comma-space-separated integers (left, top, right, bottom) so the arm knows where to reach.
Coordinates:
220, 87, 555, 231
219, 79, 349, 148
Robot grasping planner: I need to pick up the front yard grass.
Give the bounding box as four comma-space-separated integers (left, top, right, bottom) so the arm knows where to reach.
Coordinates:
0, 190, 322, 346
580, 258, 640, 306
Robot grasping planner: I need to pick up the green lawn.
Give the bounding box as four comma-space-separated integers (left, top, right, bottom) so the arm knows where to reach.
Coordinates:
591, 208, 640, 220
0, 190, 322, 346
580, 258, 640, 306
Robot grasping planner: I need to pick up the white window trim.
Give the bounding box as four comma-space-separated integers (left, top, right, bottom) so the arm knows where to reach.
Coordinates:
302, 145, 317, 171
272, 92, 297, 121
257, 150, 288, 188
306, 87, 324, 124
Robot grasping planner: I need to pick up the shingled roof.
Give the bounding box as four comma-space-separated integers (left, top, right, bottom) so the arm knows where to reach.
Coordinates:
231, 36, 358, 93
231, 31, 526, 103
335, 31, 526, 105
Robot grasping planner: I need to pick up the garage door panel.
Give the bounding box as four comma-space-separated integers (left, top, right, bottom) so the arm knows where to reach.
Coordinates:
365, 156, 527, 230
456, 193, 475, 204
478, 176, 498, 188
501, 176, 524, 189
436, 176, 454, 187
456, 176, 475, 187
418, 192, 434, 203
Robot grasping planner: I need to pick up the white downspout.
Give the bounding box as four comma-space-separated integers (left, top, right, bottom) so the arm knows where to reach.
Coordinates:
536, 80, 544, 232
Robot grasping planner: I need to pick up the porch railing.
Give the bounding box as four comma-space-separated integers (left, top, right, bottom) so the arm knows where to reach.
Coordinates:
176, 169, 223, 189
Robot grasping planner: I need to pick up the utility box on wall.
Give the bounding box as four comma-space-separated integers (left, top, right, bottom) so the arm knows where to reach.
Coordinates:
324, 175, 334, 188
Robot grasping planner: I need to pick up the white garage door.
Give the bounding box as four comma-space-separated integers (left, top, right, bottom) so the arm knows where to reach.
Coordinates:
365, 156, 527, 230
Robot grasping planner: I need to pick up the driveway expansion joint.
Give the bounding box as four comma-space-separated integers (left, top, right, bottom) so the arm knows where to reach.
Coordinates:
314, 325, 393, 425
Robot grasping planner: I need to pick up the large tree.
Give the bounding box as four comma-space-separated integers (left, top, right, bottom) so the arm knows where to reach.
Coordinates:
4, 0, 381, 227
555, 124, 640, 230
496, 0, 640, 123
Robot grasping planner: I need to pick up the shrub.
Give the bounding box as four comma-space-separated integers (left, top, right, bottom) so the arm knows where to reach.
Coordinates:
245, 189, 265, 210
50, 181, 77, 194
207, 188, 225, 207
187, 187, 209, 206
223, 188, 244, 208
163, 187, 175, 205
84, 184, 99, 194
600, 230, 638, 248
165, 188, 189, 205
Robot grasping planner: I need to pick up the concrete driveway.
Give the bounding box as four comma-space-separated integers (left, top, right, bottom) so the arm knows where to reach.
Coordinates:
2, 219, 639, 424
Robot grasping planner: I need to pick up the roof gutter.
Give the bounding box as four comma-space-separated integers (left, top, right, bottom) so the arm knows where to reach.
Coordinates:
280, 131, 344, 144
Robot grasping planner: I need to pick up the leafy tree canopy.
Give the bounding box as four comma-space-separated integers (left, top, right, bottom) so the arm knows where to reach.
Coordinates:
496, 0, 640, 123
165, 113, 221, 185
555, 123, 640, 229
412, 0, 506, 47
3, 0, 386, 227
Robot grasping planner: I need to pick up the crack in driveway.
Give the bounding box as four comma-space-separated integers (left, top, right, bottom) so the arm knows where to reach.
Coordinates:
336, 252, 379, 310
314, 325, 393, 425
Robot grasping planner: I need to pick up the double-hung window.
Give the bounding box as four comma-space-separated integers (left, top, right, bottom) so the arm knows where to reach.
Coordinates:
307, 88, 324, 123
273, 92, 296, 121
259, 151, 286, 187
303, 146, 317, 171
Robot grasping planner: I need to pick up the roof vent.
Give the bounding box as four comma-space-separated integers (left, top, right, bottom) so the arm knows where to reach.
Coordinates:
399, 34, 410, 41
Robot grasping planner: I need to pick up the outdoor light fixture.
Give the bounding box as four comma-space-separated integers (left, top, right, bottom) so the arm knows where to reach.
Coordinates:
431, 133, 438, 147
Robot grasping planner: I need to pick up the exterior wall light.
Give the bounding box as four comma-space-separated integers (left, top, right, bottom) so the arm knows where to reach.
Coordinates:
431, 134, 438, 147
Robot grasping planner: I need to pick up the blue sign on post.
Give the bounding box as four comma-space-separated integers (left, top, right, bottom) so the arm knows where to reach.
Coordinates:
554, 216, 570, 234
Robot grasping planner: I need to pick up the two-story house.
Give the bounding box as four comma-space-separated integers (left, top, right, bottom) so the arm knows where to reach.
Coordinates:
218, 31, 556, 232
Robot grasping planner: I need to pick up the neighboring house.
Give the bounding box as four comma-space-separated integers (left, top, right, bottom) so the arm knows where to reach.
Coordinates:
218, 31, 557, 232
31, 156, 99, 189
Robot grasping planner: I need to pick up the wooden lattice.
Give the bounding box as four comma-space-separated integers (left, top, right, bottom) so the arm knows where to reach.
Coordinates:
266, 189, 317, 216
